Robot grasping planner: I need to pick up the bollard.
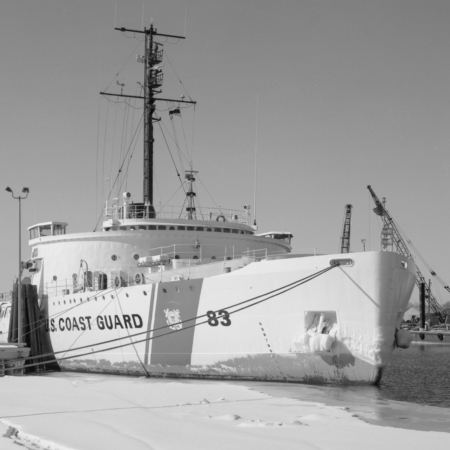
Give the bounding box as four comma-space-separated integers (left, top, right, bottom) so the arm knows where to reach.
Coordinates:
5, 363, 14, 376
14, 359, 24, 376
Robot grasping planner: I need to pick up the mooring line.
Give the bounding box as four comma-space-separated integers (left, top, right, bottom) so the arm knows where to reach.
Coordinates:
9, 264, 338, 370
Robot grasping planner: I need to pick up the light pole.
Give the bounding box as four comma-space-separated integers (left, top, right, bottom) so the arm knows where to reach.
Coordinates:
361, 239, 366, 252
5, 186, 29, 344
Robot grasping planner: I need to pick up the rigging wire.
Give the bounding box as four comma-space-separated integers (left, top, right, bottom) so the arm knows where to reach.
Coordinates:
156, 119, 185, 191
169, 111, 186, 174
196, 174, 223, 215
93, 113, 144, 231
101, 98, 111, 217
163, 51, 193, 102
96, 96, 102, 223
160, 118, 191, 167
102, 39, 143, 94
180, 114, 191, 168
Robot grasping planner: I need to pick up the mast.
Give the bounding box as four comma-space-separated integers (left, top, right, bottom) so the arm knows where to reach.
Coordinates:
144, 25, 162, 207
101, 25, 196, 209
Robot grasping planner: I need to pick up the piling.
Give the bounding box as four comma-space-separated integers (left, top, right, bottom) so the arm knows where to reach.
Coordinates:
420, 282, 426, 329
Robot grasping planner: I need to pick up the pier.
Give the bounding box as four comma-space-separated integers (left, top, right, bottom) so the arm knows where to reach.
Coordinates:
0, 343, 30, 375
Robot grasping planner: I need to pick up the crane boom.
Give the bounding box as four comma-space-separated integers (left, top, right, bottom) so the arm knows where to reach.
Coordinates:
340, 204, 352, 253
367, 185, 447, 323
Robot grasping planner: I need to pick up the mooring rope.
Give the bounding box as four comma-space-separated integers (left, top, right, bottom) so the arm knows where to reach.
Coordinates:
8, 264, 338, 370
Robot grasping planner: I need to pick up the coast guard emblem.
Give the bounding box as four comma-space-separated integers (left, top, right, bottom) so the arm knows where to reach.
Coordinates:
164, 309, 182, 330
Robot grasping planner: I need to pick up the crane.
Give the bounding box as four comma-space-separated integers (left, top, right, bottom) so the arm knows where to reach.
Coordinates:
367, 185, 447, 323
340, 204, 352, 253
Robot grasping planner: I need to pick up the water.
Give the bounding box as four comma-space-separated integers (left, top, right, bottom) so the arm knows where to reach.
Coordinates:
380, 344, 450, 408
243, 344, 450, 432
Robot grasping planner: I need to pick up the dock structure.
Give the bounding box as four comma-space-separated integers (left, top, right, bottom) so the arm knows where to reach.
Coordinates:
0, 343, 30, 376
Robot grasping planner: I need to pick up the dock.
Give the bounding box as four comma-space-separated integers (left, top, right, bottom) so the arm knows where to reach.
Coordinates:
0, 343, 30, 375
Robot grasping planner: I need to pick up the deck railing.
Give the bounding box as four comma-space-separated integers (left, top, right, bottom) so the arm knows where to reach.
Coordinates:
42, 245, 288, 298
104, 204, 251, 225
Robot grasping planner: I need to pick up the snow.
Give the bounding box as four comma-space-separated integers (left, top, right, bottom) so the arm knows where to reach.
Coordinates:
0, 373, 448, 450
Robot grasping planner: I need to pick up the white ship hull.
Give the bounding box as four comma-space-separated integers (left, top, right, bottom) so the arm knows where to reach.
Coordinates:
41, 251, 416, 384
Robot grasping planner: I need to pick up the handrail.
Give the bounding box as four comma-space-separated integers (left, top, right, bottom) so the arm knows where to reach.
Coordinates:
104, 203, 251, 225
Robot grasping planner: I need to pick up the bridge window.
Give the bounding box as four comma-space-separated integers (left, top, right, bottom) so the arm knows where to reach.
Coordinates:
53, 224, 66, 235
39, 225, 52, 237
158, 225, 166, 230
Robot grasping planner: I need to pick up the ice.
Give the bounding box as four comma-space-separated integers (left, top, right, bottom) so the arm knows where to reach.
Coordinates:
212, 414, 241, 421
0, 373, 449, 450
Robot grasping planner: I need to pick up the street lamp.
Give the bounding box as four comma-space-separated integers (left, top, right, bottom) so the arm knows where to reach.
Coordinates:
5, 186, 29, 344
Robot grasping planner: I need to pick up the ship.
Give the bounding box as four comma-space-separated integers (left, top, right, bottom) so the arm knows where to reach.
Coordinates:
19, 24, 416, 384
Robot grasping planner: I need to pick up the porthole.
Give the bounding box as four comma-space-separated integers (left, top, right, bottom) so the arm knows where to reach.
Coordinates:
111, 254, 118, 261
53, 275, 57, 281
64, 301, 66, 305
133, 253, 140, 260
143, 291, 147, 296
163, 288, 167, 293
126, 293, 129, 298
58, 301, 60, 305
189, 286, 194, 291
80, 298, 83, 302
111, 295, 114, 299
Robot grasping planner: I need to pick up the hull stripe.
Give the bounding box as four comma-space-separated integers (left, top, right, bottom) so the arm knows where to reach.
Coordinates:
144, 284, 156, 365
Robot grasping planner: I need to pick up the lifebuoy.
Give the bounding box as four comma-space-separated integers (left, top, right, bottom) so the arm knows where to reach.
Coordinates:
419, 333, 425, 340
216, 215, 226, 222
437, 333, 444, 341
135, 273, 145, 285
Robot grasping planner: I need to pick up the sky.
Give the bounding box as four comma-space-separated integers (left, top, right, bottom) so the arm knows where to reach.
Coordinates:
0, 0, 449, 305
